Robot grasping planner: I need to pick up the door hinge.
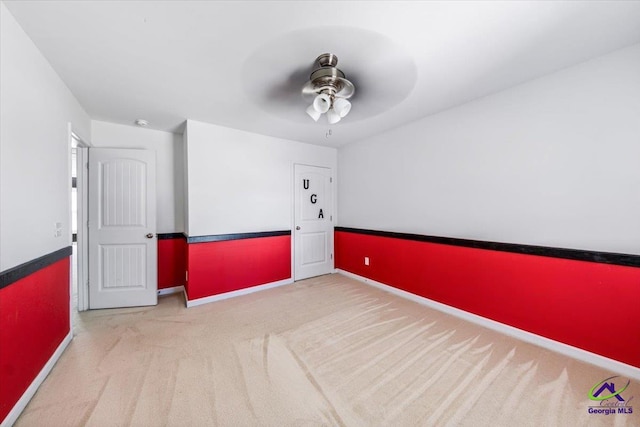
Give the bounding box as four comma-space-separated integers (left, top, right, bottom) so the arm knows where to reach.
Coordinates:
331, 253, 333, 260
330, 215, 332, 221
185, 271, 188, 282
330, 177, 333, 183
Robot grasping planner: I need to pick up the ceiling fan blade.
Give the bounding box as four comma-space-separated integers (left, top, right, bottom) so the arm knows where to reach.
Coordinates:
335, 78, 355, 99
301, 82, 319, 96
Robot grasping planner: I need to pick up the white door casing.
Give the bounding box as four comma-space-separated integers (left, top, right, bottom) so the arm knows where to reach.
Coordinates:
88, 148, 157, 308
294, 164, 333, 280
75, 144, 89, 312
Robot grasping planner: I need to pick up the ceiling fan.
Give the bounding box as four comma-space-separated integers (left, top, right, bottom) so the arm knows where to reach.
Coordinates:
242, 27, 416, 127
301, 53, 355, 124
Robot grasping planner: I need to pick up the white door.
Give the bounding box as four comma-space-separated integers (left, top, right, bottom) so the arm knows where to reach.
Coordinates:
88, 148, 157, 309
294, 164, 333, 280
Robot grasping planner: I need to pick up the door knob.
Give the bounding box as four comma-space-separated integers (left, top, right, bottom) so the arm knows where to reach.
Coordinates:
146, 233, 154, 239
296, 226, 301, 230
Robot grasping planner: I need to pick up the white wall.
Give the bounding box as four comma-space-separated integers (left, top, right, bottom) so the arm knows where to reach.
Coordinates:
91, 121, 184, 234
0, 2, 91, 271
185, 120, 337, 236
182, 125, 190, 234
339, 43, 640, 255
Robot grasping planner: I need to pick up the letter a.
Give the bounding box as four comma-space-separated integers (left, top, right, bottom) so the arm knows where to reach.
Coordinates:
303, 179, 309, 190
318, 209, 324, 219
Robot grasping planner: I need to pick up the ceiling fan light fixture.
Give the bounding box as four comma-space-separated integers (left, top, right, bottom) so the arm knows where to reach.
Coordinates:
327, 108, 341, 125
332, 98, 351, 118
302, 53, 354, 124
306, 104, 322, 121
313, 93, 331, 113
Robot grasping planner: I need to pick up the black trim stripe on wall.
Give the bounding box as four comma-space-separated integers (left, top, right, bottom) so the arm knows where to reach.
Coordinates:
157, 233, 187, 240
335, 227, 640, 268
187, 230, 291, 244
0, 246, 73, 290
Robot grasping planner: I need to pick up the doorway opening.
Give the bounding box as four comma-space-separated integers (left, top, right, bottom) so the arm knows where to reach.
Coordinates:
70, 128, 89, 322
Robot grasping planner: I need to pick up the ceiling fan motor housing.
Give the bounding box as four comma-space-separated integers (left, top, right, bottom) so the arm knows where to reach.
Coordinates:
307, 53, 354, 99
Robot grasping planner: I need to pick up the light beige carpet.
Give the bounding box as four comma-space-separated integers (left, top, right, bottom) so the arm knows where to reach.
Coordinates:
16, 274, 639, 426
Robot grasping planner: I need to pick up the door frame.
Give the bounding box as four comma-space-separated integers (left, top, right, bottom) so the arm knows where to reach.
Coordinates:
291, 163, 336, 281
69, 124, 91, 318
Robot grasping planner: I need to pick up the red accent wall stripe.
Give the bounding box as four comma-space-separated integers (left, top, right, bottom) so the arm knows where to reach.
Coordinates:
335, 230, 640, 368
158, 238, 187, 290
0, 257, 70, 422
186, 235, 291, 300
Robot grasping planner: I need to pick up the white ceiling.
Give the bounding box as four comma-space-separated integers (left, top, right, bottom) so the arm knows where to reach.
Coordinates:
5, 1, 640, 147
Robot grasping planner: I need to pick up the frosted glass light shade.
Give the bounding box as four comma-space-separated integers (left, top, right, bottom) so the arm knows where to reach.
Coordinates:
327, 108, 341, 124
313, 93, 331, 113
333, 98, 351, 118
306, 104, 322, 121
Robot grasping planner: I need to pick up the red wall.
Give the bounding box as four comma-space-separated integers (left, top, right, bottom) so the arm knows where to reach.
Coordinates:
335, 230, 640, 368
186, 235, 291, 301
158, 238, 187, 290
0, 257, 70, 422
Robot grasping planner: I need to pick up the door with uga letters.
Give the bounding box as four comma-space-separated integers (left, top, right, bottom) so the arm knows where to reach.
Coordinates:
294, 164, 333, 280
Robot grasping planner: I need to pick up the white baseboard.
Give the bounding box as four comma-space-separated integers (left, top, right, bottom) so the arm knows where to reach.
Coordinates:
185, 278, 294, 308
336, 269, 640, 381
158, 285, 184, 296
1, 331, 73, 427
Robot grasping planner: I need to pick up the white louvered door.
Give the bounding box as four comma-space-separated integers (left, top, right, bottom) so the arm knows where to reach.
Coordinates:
88, 148, 157, 309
